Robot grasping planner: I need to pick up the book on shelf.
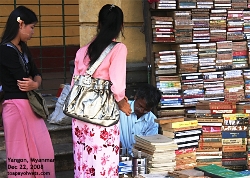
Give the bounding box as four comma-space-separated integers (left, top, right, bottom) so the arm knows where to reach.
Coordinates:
155, 116, 184, 125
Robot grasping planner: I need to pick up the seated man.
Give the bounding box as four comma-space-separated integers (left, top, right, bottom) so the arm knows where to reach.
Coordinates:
120, 84, 162, 156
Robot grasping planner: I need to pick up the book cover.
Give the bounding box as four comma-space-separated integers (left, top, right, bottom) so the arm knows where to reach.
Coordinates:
221, 131, 247, 138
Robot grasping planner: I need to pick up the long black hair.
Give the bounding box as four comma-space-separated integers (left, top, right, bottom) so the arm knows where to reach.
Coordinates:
87, 4, 124, 66
0, 6, 38, 59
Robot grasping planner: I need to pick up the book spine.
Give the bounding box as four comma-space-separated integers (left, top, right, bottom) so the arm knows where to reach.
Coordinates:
221, 131, 247, 138
169, 120, 198, 128
222, 159, 247, 166
222, 145, 246, 152
222, 138, 247, 145
222, 151, 247, 158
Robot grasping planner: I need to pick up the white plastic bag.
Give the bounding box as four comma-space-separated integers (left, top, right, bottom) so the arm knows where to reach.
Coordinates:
48, 84, 72, 125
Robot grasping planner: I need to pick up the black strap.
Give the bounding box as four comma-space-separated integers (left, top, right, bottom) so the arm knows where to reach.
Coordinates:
5, 42, 29, 75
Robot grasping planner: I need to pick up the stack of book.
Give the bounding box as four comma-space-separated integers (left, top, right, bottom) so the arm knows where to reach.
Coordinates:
221, 113, 249, 171
177, 0, 196, 9
193, 111, 223, 167
196, 0, 213, 8
173, 11, 193, 43
243, 69, 250, 99
181, 73, 204, 107
203, 71, 224, 101
232, 41, 248, 69
151, 16, 175, 43
210, 9, 227, 42
216, 41, 233, 71
155, 0, 176, 9
133, 134, 178, 173
175, 148, 198, 170
243, 10, 250, 40
191, 9, 210, 43
224, 70, 245, 102
174, 44, 198, 74
154, 50, 177, 75
156, 75, 183, 109
197, 43, 217, 72
156, 117, 202, 170
231, 0, 247, 9
195, 164, 248, 177
227, 9, 244, 41
214, 0, 231, 9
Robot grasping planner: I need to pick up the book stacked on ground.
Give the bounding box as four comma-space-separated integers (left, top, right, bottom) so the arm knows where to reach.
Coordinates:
243, 11, 250, 40
195, 164, 249, 177
232, 41, 248, 69
210, 9, 227, 42
157, 117, 201, 149
155, 0, 176, 9
197, 43, 217, 72
221, 113, 249, 171
155, 50, 177, 75
224, 70, 245, 102
168, 168, 205, 178
203, 71, 224, 101
172, 11, 193, 43
156, 75, 183, 109
243, 69, 250, 99
191, 112, 223, 167
133, 134, 178, 174
152, 16, 175, 43
173, 44, 198, 74
216, 41, 233, 71
181, 73, 204, 107
227, 9, 244, 41
191, 9, 210, 43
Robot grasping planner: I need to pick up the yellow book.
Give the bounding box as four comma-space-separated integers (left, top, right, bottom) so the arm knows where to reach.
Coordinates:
161, 120, 198, 129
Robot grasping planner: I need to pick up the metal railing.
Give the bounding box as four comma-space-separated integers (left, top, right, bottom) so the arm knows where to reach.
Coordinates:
0, 0, 80, 95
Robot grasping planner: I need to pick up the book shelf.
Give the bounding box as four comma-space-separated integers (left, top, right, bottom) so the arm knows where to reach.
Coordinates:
142, 0, 250, 117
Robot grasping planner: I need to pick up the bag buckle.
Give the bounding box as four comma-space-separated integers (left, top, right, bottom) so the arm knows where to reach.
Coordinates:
83, 75, 92, 86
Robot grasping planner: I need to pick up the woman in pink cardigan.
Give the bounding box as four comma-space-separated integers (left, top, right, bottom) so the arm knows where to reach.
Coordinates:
71, 4, 131, 178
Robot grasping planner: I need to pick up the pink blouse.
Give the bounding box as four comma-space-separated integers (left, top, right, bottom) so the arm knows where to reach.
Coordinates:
72, 42, 127, 102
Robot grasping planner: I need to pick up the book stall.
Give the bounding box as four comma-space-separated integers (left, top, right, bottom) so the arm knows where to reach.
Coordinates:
118, 0, 250, 177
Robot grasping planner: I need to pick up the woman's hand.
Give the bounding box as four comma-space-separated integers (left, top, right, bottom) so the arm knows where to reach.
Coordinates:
117, 97, 131, 116
17, 77, 39, 91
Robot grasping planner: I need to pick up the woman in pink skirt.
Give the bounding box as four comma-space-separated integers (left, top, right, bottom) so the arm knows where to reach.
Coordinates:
71, 4, 131, 178
0, 6, 55, 178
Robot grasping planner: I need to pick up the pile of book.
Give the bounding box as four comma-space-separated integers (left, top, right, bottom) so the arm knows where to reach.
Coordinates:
151, 16, 175, 43
173, 11, 193, 43
203, 71, 224, 101
210, 9, 227, 42
221, 113, 249, 171
154, 50, 177, 75
216, 41, 233, 71
197, 43, 217, 72
232, 0, 247, 9
155, 0, 176, 9
214, 0, 231, 9
156, 75, 183, 109
244, 10, 250, 39
224, 70, 245, 102
156, 117, 202, 170
168, 168, 206, 177
192, 9, 210, 43
195, 164, 249, 177
227, 9, 244, 41
243, 69, 250, 99
193, 108, 223, 167
181, 73, 204, 107
133, 134, 178, 174
232, 41, 248, 69
175, 44, 198, 74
